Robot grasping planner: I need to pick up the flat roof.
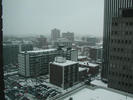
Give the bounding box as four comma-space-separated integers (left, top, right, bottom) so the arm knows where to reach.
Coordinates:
52, 60, 78, 67
79, 61, 98, 67
79, 67, 87, 72
21, 49, 57, 54
64, 88, 133, 100
91, 80, 107, 88
78, 56, 87, 59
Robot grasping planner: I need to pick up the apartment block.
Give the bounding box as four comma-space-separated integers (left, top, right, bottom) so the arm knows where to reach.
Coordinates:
50, 57, 79, 89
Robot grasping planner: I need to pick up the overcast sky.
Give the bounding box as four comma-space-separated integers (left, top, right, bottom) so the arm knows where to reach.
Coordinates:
3, 0, 104, 37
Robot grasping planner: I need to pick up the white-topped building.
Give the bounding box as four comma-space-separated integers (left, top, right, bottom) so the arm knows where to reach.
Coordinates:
50, 57, 79, 89
18, 48, 78, 77
18, 49, 57, 77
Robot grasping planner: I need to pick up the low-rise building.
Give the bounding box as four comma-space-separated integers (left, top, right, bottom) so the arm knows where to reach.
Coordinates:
50, 57, 79, 89
79, 61, 99, 76
78, 67, 88, 82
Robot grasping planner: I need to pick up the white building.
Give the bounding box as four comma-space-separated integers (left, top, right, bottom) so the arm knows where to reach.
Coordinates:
18, 48, 78, 77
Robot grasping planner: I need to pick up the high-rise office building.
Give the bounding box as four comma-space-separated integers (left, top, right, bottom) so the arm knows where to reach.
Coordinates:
108, 8, 133, 93
51, 28, 60, 41
102, 0, 133, 82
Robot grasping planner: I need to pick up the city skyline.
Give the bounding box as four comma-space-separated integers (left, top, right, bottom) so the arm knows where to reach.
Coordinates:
3, 0, 104, 37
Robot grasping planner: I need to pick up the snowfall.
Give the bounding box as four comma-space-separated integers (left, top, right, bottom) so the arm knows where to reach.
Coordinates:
64, 88, 133, 100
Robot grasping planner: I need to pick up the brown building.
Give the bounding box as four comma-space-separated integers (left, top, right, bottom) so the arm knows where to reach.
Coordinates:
79, 61, 99, 77
50, 57, 79, 89
78, 67, 88, 82
108, 8, 133, 94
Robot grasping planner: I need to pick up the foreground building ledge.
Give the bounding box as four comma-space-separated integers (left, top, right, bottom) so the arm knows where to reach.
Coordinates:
52, 85, 133, 100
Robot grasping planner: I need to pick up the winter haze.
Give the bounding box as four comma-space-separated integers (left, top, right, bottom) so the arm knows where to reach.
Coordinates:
3, 0, 104, 37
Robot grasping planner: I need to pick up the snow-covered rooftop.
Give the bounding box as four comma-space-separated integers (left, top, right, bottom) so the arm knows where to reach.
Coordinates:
64, 88, 133, 100
78, 56, 87, 59
52, 60, 78, 67
79, 67, 87, 72
91, 80, 107, 88
21, 49, 57, 54
79, 61, 98, 67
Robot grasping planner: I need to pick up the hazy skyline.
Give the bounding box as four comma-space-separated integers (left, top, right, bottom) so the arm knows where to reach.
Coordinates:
3, 0, 104, 37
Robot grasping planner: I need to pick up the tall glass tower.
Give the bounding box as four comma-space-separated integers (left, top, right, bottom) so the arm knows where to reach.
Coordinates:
102, 0, 133, 81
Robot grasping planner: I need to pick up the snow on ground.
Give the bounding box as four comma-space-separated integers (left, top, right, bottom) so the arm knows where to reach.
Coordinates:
64, 88, 133, 100
91, 80, 107, 88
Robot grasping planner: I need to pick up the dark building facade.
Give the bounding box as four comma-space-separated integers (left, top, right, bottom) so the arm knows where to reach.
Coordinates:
102, 0, 133, 82
108, 8, 133, 93
3, 43, 33, 66
3, 44, 19, 65
50, 57, 79, 89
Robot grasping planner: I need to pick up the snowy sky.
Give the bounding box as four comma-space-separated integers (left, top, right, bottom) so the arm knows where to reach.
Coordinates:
3, 0, 104, 37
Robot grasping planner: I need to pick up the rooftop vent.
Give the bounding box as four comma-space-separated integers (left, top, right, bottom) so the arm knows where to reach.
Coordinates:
55, 57, 66, 63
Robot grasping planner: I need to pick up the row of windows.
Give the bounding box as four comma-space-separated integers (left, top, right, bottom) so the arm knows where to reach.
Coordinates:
111, 39, 132, 44
118, 81, 132, 87
112, 22, 133, 26
109, 72, 133, 79
110, 56, 131, 61
112, 48, 124, 52
111, 31, 133, 35
110, 64, 133, 71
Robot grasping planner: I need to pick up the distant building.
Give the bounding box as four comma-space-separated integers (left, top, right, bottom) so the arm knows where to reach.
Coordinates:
51, 28, 60, 41
53, 38, 72, 48
89, 46, 103, 62
19, 43, 33, 52
37, 35, 48, 49
81, 36, 99, 46
18, 48, 78, 77
50, 57, 79, 89
62, 32, 74, 42
108, 8, 133, 94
